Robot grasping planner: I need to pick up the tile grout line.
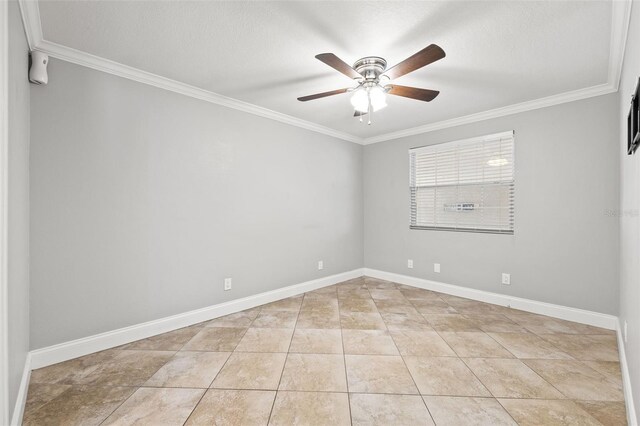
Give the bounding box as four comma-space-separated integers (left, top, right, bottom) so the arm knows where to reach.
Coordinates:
20, 385, 79, 424
265, 294, 304, 424
179, 347, 237, 424
101, 320, 240, 425
421, 300, 572, 425
337, 281, 354, 426
573, 359, 625, 388
493, 395, 524, 425
183, 306, 263, 425
100, 386, 141, 426
94, 346, 185, 425
516, 357, 576, 400
380, 280, 438, 425
36, 383, 624, 399
433, 329, 501, 401
482, 330, 529, 359
520, 356, 625, 403
403, 286, 524, 423
31, 371, 627, 398
180, 388, 207, 426
458, 353, 574, 408
494, 397, 602, 425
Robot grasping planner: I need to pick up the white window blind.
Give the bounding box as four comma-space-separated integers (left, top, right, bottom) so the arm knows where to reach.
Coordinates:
409, 131, 514, 234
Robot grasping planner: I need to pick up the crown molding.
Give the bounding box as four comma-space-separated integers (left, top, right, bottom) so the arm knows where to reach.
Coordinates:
16, 0, 41, 51
363, 0, 631, 145
362, 82, 617, 144
18, 0, 630, 146
608, 0, 632, 92
36, 40, 364, 144
17, 1, 363, 144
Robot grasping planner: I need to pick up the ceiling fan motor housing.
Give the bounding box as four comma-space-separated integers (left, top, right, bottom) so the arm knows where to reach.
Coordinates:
353, 56, 387, 82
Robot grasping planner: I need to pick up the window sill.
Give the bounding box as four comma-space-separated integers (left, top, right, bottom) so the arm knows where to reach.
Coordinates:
409, 225, 514, 235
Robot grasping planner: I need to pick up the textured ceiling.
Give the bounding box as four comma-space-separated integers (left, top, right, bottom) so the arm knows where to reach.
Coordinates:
38, 1, 613, 139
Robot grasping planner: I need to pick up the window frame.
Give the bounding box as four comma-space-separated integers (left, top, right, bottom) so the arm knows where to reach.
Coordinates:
408, 130, 515, 235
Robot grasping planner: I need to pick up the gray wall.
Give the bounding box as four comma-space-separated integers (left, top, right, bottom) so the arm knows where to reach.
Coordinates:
619, 0, 640, 417
364, 93, 619, 315
30, 59, 363, 349
25, 19, 625, 377
7, 0, 30, 420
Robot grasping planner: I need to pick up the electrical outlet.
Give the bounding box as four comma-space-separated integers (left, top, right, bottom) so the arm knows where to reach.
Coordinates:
224, 278, 232, 291
407, 259, 414, 269
318, 260, 323, 270
434, 263, 440, 273
624, 321, 628, 343
502, 273, 511, 285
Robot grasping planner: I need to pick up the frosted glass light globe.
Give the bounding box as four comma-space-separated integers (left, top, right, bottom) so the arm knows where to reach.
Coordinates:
350, 89, 369, 113
369, 86, 387, 111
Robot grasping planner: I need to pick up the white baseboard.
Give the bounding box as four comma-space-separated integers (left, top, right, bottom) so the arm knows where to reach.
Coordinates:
30, 267, 618, 371
10, 353, 30, 426
617, 319, 638, 426
30, 268, 364, 370
19, 267, 631, 424
364, 268, 618, 330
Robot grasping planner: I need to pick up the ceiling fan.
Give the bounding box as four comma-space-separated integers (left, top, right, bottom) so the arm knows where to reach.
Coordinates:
297, 44, 445, 124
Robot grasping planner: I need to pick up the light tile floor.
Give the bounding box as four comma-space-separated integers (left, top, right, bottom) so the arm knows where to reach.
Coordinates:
23, 276, 627, 425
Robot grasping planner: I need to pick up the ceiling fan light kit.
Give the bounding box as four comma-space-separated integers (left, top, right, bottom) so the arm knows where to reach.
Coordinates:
298, 44, 445, 125
350, 84, 387, 111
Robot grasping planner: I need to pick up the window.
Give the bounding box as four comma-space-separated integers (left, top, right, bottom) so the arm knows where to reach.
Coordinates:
409, 131, 514, 234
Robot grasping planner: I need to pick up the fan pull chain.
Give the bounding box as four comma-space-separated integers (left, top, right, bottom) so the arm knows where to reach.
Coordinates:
367, 93, 372, 125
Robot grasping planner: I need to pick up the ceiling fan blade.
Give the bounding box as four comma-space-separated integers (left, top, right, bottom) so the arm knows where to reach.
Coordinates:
297, 88, 349, 102
384, 44, 445, 80
354, 110, 367, 117
316, 53, 361, 80
388, 85, 440, 102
